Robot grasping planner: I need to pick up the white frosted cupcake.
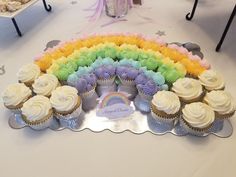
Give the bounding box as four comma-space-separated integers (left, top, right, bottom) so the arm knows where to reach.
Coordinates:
198, 70, 225, 91
181, 102, 215, 135
172, 78, 203, 104
151, 91, 181, 122
50, 86, 82, 120
32, 74, 59, 97
2, 83, 32, 113
17, 63, 41, 87
21, 95, 53, 130
204, 90, 235, 119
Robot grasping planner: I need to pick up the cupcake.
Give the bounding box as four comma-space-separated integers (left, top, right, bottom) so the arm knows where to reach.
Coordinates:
204, 90, 235, 119
32, 74, 60, 97
172, 78, 203, 104
2, 83, 32, 114
136, 75, 159, 100
67, 70, 98, 111
94, 65, 116, 86
198, 70, 225, 91
21, 95, 54, 130
180, 102, 215, 136
17, 63, 41, 87
116, 65, 139, 86
151, 91, 181, 123
50, 86, 82, 120
134, 74, 160, 113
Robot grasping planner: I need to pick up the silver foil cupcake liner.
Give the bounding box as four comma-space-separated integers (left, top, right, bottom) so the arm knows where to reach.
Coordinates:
80, 90, 99, 112
54, 103, 82, 120
59, 114, 84, 129
10, 108, 22, 115
179, 116, 212, 136
134, 94, 151, 113
138, 89, 153, 101
96, 84, 117, 96
151, 111, 176, 125
150, 112, 175, 130
28, 114, 55, 130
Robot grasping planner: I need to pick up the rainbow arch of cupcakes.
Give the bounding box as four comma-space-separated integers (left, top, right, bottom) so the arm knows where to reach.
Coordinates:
46, 43, 186, 84
34, 34, 210, 80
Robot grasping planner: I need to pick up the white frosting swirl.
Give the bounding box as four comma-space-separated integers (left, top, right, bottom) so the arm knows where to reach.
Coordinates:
21, 95, 52, 121
32, 74, 59, 96
2, 83, 32, 107
17, 63, 40, 83
198, 70, 225, 90
152, 91, 180, 114
50, 86, 78, 112
182, 102, 215, 128
204, 91, 235, 115
172, 78, 203, 100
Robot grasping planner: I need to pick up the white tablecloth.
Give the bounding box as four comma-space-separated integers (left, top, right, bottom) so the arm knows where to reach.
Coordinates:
0, 0, 236, 177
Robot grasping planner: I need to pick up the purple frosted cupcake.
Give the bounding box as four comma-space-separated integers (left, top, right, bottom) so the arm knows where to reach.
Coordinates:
116, 65, 139, 86
94, 65, 116, 86
75, 73, 97, 97
134, 74, 159, 113
136, 79, 159, 101
68, 73, 98, 111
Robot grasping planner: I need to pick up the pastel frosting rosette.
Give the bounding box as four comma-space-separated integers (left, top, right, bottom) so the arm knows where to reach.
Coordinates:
17, 63, 41, 87
181, 102, 215, 136
92, 57, 117, 86
204, 90, 235, 119
50, 86, 82, 120
2, 83, 32, 113
21, 95, 54, 130
172, 78, 203, 104
151, 91, 181, 123
93, 43, 118, 59
67, 66, 98, 111
67, 66, 96, 95
32, 74, 60, 97
116, 59, 140, 86
198, 70, 225, 91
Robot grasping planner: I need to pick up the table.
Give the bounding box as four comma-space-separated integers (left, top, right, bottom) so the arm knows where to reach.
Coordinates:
0, 0, 52, 36
186, 0, 236, 52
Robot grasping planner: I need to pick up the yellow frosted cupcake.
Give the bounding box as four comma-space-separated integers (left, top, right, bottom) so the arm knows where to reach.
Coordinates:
198, 70, 225, 91
17, 63, 41, 87
2, 83, 32, 114
204, 90, 235, 119
151, 91, 181, 123
172, 78, 204, 104
21, 95, 53, 130
50, 86, 82, 120
32, 74, 60, 97
181, 102, 215, 136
